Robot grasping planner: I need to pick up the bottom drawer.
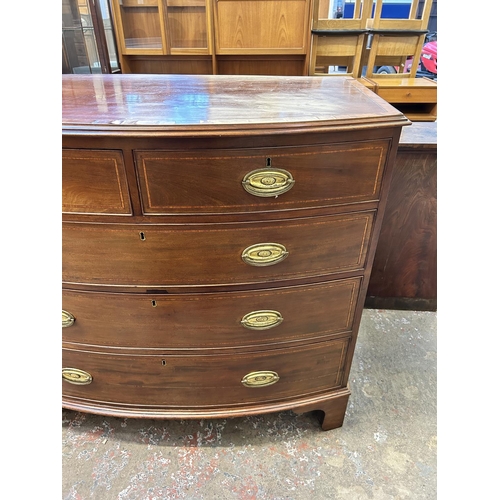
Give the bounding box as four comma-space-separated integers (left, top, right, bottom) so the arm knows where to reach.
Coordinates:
62, 338, 350, 409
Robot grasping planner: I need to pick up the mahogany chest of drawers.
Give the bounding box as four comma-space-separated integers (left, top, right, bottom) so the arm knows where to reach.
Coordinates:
62, 74, 409, 430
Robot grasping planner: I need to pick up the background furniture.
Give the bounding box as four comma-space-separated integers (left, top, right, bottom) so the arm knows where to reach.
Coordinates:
363, 75, 437, 121
361, 0, 436, 121
63, 0, 120, 74
309, 0, 372, 77
62, 74, 409, 430
366, 121, 436, 311
110, 0, 313, 75
308, 0, 437, 121
364, 0, 433, 78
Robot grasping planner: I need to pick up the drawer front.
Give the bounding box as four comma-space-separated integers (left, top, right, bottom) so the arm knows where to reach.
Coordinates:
62, 278, 361, 349
135, 141, 389, 214
62, 338, 350, 407
62, 212, 374, 286
377, 87, 437, 104
63, 149, 132, 215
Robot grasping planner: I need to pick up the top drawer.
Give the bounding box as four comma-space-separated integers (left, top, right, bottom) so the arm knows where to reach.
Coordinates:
63, 150, 132, 215
135, 140, 389, 215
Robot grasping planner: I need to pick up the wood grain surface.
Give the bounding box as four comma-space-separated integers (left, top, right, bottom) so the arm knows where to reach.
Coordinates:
367, 145, 436, 306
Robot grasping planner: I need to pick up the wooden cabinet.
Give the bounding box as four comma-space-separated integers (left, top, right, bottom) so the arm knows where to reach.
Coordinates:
110, 0, 212, 55
62, 74, 409, 429
366, 121, 437, 310
110, 0, 312, 74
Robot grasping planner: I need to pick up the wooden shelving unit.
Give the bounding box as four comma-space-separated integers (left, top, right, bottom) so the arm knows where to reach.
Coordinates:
110, 0, 312, 75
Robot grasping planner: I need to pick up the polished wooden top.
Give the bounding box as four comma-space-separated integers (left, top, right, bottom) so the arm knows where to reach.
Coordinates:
62, 74, 409, 136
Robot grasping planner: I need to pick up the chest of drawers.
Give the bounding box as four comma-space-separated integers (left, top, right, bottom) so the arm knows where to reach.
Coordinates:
62, 74, 409, 430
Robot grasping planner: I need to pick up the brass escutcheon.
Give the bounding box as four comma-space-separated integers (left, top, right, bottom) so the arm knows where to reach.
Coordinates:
241, 310, 284, 330
62, 310, 75, 328
62, 368, 93, 385
242, 168, 295, 197
241, 371, 280, 388
241, 243, 288, 266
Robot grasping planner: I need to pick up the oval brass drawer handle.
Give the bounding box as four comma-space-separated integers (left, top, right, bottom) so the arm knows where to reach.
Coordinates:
241, 371, 280, 388
242, 168, 295, 197
62, 368, 93, 385
241, 243, 289, 267
241, 310, 284, 330
62, 310, 75, 328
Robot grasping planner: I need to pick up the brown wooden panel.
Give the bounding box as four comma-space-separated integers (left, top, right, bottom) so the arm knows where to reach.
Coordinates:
62, 278, 360, 349
62, 150, 132, 215
216, 56, 306, 76
167, 7, 208, 49
136, 142, 389, 214
127, 56, 213, 74
215, 0, 309, 53
62, 212, 374, 287
367, 149, 436, 303
62, 338, 350, 407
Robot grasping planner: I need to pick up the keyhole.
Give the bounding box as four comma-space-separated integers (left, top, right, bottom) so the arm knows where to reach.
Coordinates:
139, 232, 146, 241
266, 157, 272, 167
161, 360, 166, 366
151, 300, 157, 307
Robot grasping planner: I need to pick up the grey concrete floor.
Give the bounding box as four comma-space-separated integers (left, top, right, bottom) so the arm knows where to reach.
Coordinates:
62, 309, 436, 499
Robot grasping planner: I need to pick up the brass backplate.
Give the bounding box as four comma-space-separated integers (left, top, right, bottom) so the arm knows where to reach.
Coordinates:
241, 243, 289, 267
241, 371, 280, 388
62, 310, 75, 328
242, 168, 295, 197
241, 310, 284, 330
62, 368, 93, 385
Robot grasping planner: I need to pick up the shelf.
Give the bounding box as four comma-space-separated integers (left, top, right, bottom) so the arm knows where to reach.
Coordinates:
167, 0, 206, 7
124, 37, 163, 49
121, 0, 158, 7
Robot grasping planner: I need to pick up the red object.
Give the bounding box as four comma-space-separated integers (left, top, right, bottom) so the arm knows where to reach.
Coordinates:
403, 39, 437, 76
419, 40, 437, 74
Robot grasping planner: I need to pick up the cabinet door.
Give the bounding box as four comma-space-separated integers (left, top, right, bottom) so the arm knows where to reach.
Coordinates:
214, 0, 311, 54
165, 0, 212, 54
111, 0, 167, 54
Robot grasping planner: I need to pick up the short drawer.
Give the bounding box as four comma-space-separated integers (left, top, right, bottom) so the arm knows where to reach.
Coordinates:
63, 149, 132, 215
62, 338, 350, 407
135, 141, 389, 214
62, 278, 361, 349
62, 212, 374, 287
376, 86, 437, 104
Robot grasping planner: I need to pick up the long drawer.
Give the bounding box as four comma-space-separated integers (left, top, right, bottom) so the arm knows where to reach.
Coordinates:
62, 338, 350, 407
62, 277, 361, 349
135, 141, 389, 215
63, 212, 374, 287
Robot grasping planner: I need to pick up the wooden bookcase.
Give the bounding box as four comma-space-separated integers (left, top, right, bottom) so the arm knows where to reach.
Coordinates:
110, 0, 313, 75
